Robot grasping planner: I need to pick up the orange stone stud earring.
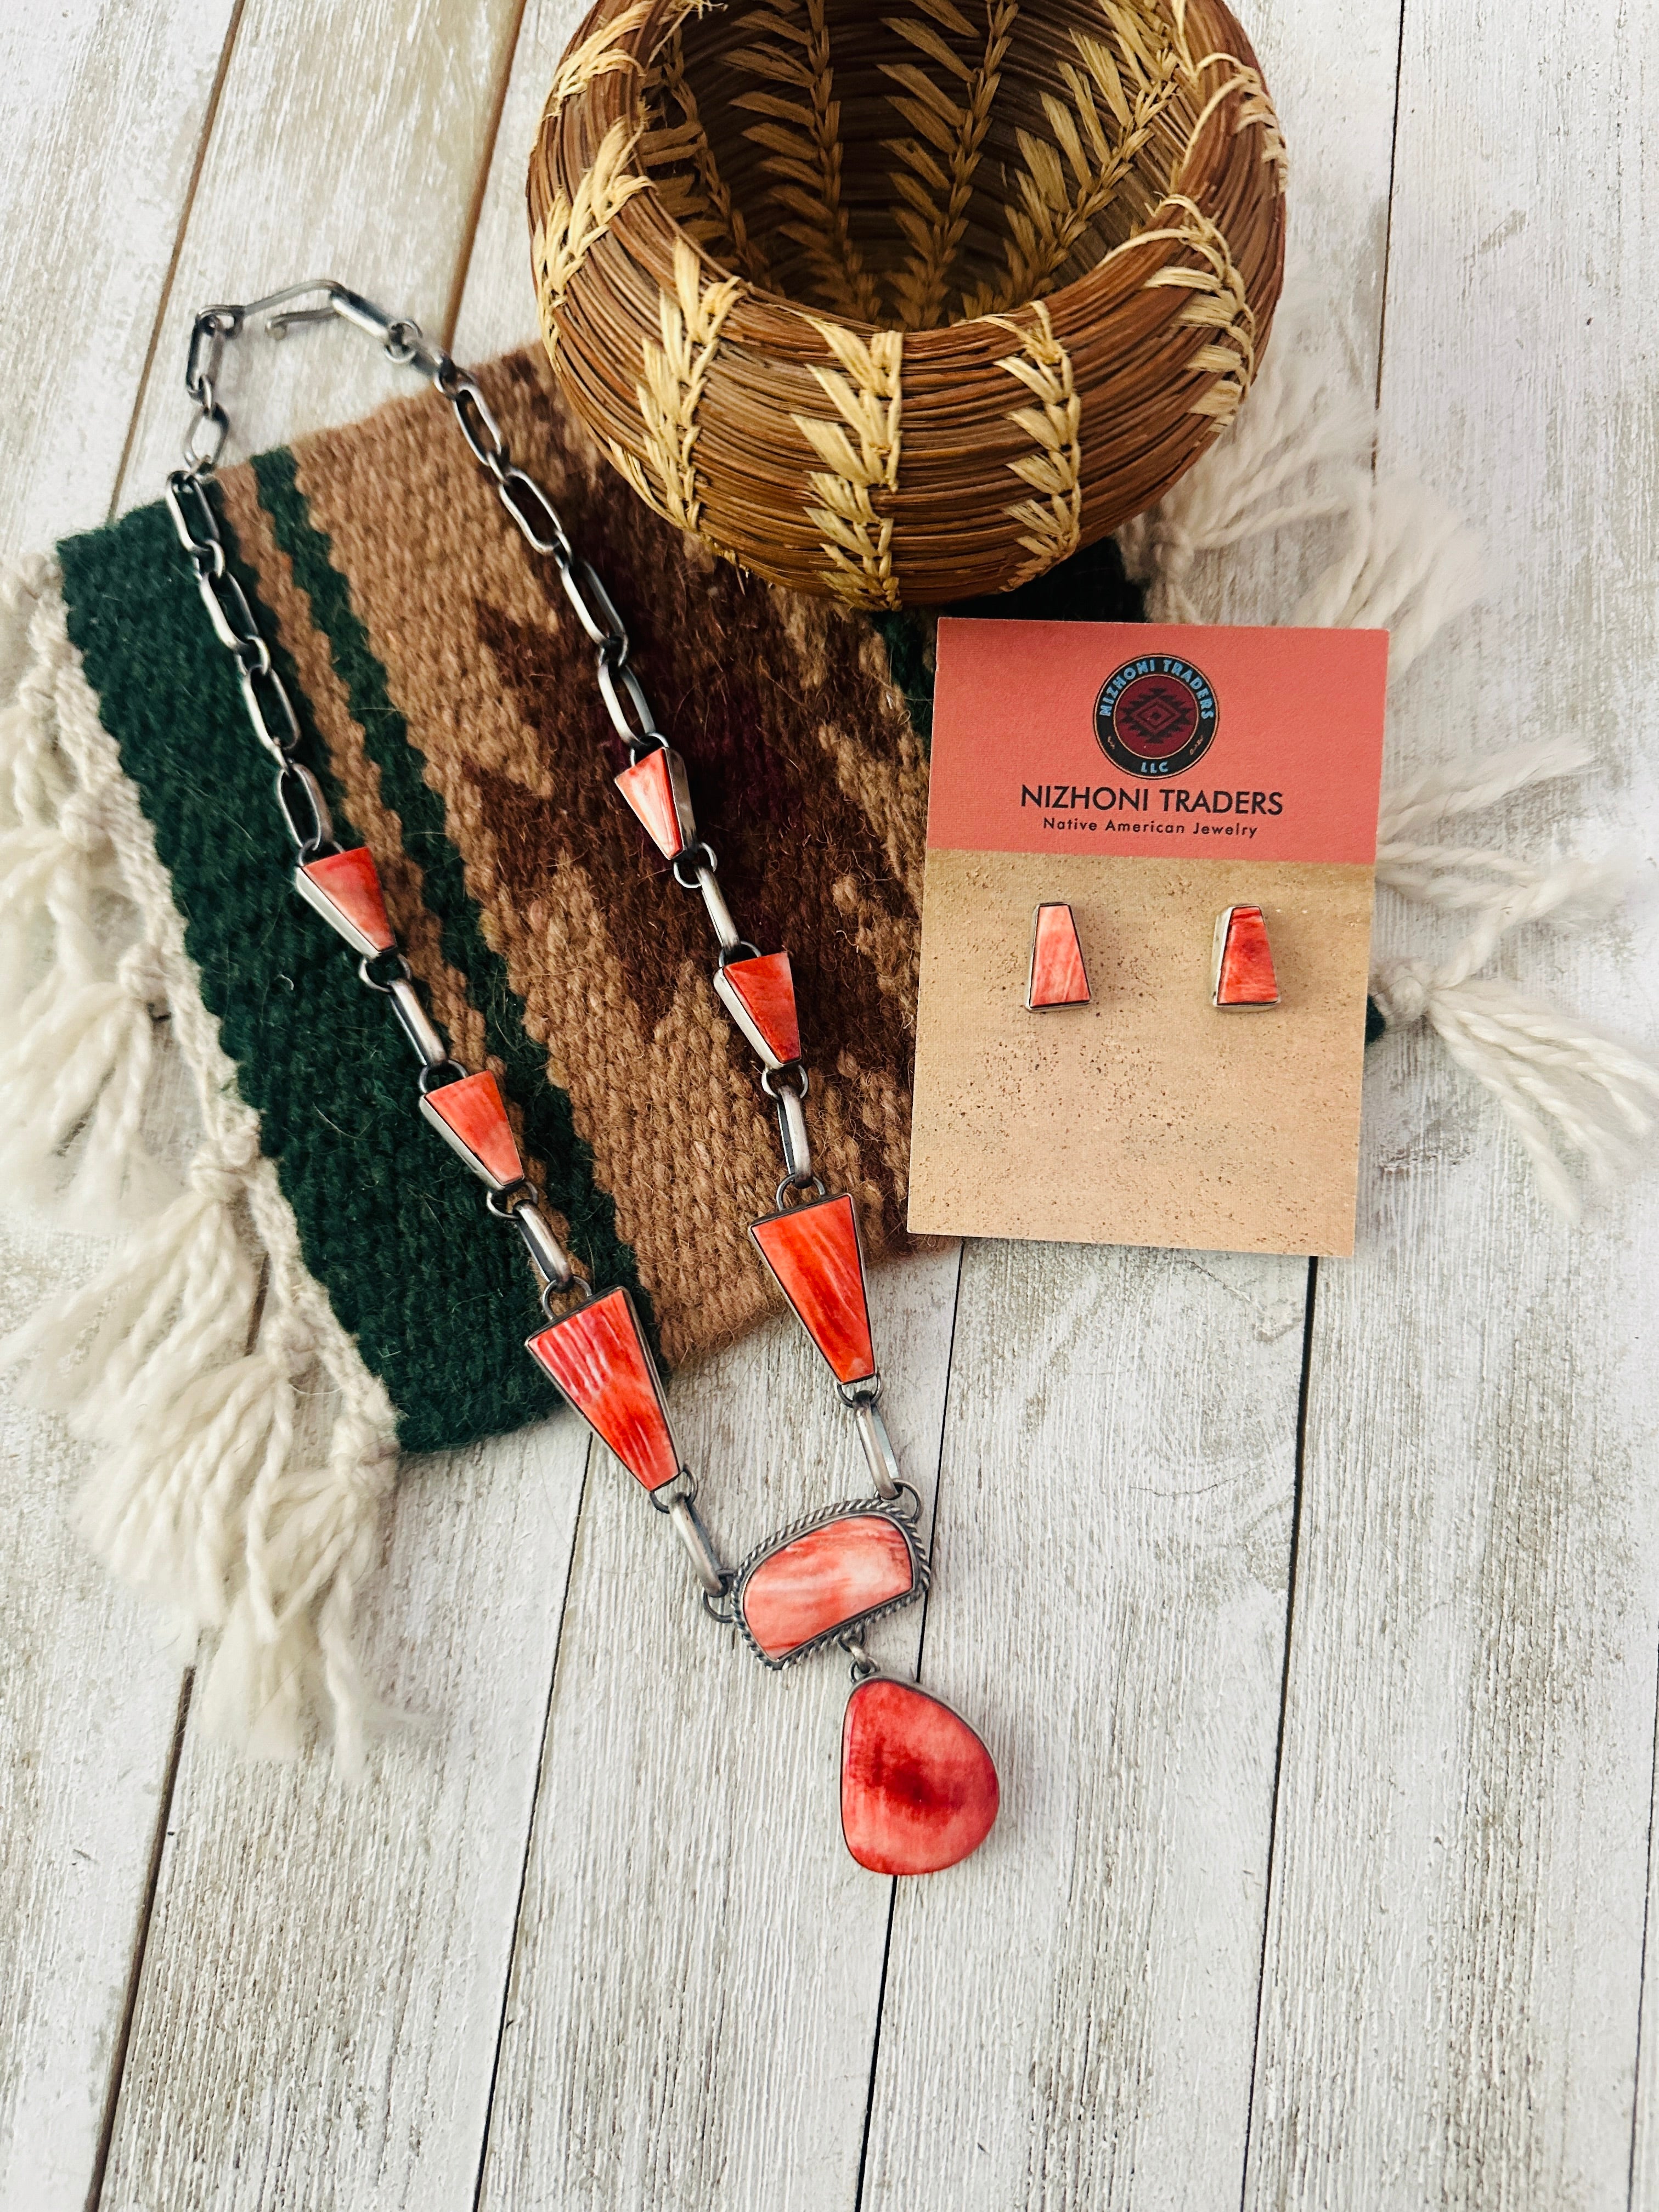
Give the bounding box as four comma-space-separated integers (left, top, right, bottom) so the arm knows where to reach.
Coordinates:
1212, 905, 1280, 1008
1025, 901, 1091, 1010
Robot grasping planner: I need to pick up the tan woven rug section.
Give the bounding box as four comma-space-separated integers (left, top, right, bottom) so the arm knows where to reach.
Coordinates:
230, 348, 932, 1371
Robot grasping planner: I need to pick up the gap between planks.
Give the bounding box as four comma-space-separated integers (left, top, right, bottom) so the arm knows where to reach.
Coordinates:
82, 1671, 194, 2212
468, 1442, 595, 2212
1235, 15, 1408, 2188
850, 1243, 970, 2212
106, 0, 248, 526
1236, 1255, 1319, 2207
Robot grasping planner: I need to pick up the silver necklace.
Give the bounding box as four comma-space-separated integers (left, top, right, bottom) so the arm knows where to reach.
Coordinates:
163, 278, 1000, 1877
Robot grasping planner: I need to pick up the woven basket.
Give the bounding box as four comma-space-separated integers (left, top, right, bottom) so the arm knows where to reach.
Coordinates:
528, 0, 1286, 606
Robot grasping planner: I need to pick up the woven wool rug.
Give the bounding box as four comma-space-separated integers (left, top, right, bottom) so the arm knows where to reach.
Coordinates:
4, 289, 1648, 1761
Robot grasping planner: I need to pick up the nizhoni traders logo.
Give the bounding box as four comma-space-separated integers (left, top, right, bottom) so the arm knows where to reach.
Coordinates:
1094, 655, 1219, 777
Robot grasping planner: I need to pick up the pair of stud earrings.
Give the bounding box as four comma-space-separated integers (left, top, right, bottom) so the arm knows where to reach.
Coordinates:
1024, 902, 1280, 1012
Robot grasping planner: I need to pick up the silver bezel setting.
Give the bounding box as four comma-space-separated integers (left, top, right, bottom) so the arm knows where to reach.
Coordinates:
713, 956, 786, 1069
1211, 904, 1280, 1009
658, 746, 697, 854
1024, 900, 1091, 1011
524, 1285, 686, 1494
418, 1079, 520, 1192
731, 1493, 928, 1670
294, 861, 387, 960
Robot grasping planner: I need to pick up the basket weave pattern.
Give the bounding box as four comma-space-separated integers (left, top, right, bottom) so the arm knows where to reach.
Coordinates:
528, 0, 1285, 605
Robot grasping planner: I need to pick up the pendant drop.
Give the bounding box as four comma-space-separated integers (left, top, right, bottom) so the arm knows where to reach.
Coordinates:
840, 1675, 999, 1876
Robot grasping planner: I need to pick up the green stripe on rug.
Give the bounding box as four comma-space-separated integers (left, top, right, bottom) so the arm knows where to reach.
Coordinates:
249, 445, 657, 1361
60, 494, 563, 1454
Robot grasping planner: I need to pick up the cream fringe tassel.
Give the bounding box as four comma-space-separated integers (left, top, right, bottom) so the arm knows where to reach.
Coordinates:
1119, 273, 1659, 1221
0, 556, 398, 1770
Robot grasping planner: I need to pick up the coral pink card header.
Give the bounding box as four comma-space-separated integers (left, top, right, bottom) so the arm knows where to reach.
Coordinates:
928, 620, 1389, 865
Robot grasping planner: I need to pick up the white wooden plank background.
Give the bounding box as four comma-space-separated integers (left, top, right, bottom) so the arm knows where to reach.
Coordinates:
0, 8, 237, 2200
1246, 4, 1659, 2204
2, 2, 1656, 2207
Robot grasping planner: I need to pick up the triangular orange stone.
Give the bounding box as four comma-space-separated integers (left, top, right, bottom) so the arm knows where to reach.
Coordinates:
715, 951, 800, 1067
295, 846, 396, 956
526, 1287, 680, 1490
420, 1070, 523, 1189
614, 747, 693, 860
1214, 905, 1279, 1007
1026, 902, 1090, 1009
749, 1193, 876, 1384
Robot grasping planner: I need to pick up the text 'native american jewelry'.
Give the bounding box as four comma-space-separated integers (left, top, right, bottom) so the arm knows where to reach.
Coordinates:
1212, 904, 1280, 1008
163, 279, 997, 1878
1025, 901, 1092, 1010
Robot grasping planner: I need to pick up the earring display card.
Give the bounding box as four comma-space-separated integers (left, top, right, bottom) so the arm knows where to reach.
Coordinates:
908, 620, 1390, 1256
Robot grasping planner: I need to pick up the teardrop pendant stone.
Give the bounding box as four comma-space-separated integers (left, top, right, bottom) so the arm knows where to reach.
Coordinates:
841, 1678, 999, 1876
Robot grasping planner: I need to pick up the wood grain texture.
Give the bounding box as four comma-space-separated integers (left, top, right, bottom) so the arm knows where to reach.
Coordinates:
0, 0, 238, 549
476, 1247, 962, 2212
0, 1223, 185, 2212
1245, 1, 1659, 2204
0, 1039, 206, 2212
1183, 0, 1409, 634
453, 0, 592, 365
114, 0, 529, 514
99, 1412, 591, 2209
0, 11, 235, 2199
862, 1241, 1308, 2207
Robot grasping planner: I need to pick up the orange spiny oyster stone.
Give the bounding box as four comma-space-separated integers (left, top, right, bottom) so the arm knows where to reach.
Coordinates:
1026, 902, 1090, 1009
614, 747, 693, 860
749, 1192, 876, 1384
741, 1514, 915, 1662
526, 1287, 680, 1489
714, 951, 801, 1068
841, 1678, 1000, 1875
420, 1070, 523, 1190
295, 846, 396, 956
1214, 905, 1279, 1007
